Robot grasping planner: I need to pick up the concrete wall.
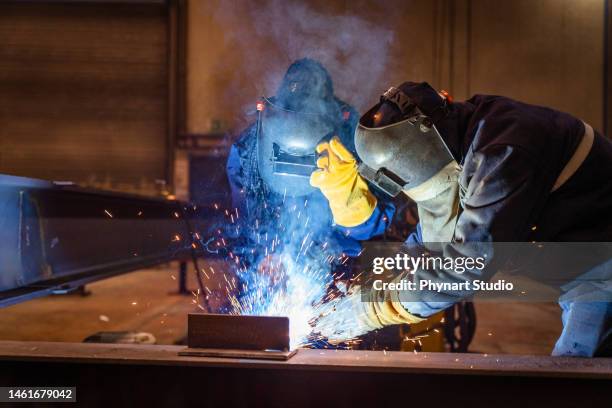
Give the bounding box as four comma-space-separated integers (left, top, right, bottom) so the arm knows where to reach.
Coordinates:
186, 0, 606, 135
468, 0, 604, 131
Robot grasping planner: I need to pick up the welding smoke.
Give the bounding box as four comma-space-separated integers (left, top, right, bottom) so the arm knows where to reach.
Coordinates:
211, 0, 395, 122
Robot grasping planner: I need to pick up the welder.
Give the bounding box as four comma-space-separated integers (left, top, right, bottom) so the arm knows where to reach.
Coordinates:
225, 58, 361, 266
224, 58, 380, 335
312, 81, 612, 357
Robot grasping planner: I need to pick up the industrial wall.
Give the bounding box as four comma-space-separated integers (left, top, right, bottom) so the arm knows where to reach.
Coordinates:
0, 1, 606, 192
187, 0, 607, 136
0, 2, 173, 196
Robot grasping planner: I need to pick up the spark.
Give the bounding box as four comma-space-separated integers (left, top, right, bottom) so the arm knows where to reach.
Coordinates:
196, 197, 367, 349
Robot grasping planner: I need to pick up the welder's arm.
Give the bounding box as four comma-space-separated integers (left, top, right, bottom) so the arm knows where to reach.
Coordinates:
224, 130, 262, 251
310, 137, 378, 228
315, 284, 424, 342
318, 143, 545, 338
399, 143, 544, 317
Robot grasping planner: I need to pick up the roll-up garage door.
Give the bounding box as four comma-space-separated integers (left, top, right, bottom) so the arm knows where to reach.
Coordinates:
0, 1, 175, 196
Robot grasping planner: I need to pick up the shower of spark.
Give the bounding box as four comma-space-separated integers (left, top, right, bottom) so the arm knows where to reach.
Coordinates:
233, 252, 329, 349
196, 194, 359, 349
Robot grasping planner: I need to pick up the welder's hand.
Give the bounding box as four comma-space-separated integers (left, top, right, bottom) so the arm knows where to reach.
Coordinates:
314, 284, 425, 343
310, 137, 377, 227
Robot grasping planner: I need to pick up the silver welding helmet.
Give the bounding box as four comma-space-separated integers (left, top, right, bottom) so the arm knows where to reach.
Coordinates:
257, 98, 336, 197
355, 86, 455, 197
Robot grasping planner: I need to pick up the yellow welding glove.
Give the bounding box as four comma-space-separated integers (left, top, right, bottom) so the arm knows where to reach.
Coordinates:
315, 283, 424, 343
310, 137, 377, 227
368, 286, 425, 327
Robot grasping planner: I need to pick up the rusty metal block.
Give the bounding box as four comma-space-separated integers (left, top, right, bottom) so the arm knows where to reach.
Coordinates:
180, 313, 296, 360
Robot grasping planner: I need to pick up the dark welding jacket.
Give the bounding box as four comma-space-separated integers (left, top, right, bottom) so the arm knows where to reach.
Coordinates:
441, 93, 610, 244
347, 83, 612, 316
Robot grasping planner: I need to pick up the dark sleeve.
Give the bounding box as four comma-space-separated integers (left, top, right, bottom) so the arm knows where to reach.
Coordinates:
223, 125, 263, 254
400, 143, 545, 316
455, 143, 543, 243
226, 125, 258, 214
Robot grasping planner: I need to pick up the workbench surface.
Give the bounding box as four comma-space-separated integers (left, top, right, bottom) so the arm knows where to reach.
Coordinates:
0, 340, 610, 379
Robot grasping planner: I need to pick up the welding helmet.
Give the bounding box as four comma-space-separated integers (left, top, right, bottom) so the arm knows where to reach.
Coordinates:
257, 59, 344, 197
355, 85, 456, 197
257, 97, 337, 197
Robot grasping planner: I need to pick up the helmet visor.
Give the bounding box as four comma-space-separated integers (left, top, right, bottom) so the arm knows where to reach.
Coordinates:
258, 98, 335, 197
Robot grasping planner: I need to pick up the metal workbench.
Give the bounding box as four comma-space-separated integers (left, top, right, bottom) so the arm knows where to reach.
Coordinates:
0, 341, 610, 407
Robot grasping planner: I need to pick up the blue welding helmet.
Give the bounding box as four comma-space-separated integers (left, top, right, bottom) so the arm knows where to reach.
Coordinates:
257, 97, 336, 197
